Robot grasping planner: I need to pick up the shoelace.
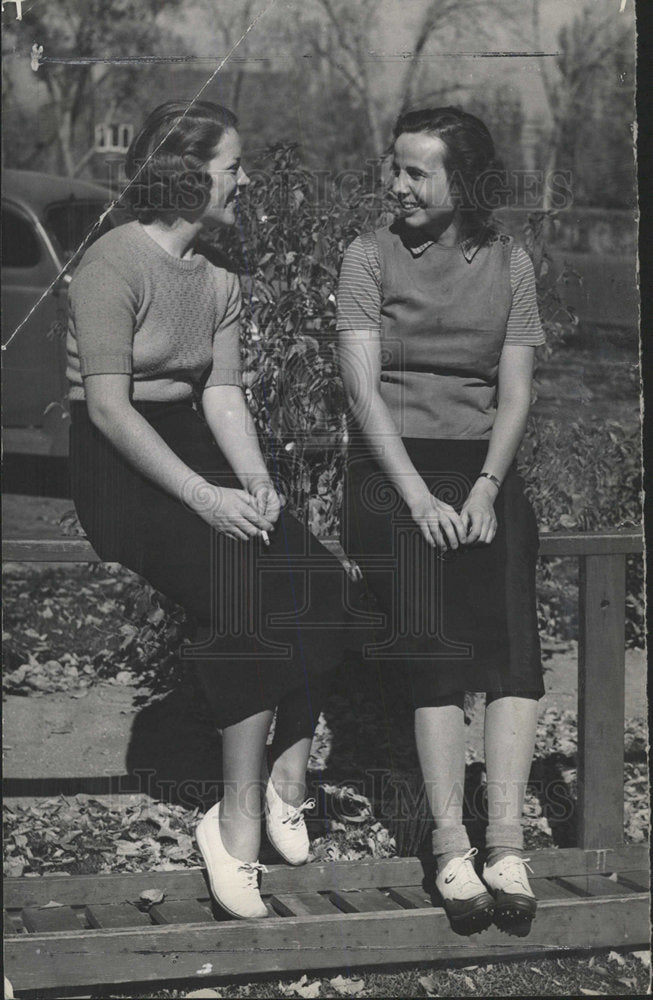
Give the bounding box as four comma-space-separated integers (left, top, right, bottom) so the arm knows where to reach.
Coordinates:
443, 847, 479, 886
237, 860, 268, 888
282, 797, 316, 827
498, 856, 534, 888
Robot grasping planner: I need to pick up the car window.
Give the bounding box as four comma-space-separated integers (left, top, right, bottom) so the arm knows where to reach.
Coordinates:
1, 207, 42, 268
44, 199, 116, 266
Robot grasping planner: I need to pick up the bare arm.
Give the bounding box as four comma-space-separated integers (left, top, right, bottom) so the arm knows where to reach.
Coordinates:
339, 328, 465, 549
461, 345, 535, 544
83, 374, 273, 541
202, 384, 281, 524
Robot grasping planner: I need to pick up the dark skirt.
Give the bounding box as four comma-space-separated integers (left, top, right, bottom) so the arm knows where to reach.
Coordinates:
343, 438, 544, 705
69, 400, 375, 729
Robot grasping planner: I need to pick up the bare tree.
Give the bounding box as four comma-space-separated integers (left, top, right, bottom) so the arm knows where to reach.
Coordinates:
531, 0, 634, 209
302, 0, 516, 158
3, 0, 182, 176
189, 0, 260, 113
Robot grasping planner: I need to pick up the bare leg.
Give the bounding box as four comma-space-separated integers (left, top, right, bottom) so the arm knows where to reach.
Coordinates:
484, 695, 539, 831
268, 737, 312, 807
266, 679, 328, 807
220, 708, 274, 862
414, 703, 466, 827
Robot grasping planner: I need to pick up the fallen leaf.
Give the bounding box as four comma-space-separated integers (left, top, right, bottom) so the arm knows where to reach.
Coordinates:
579, 990, 602, 996
462, 975, 475, 991
139, 888, 165, 906
185, 990, 223, 999
330, 975, 364, 996
284, 975, 322, 998
39, 900, 64, 909
631, 951, 650, 968
418, 974, 439, 996
616, 977, 637, 988
115, 840, 141, 856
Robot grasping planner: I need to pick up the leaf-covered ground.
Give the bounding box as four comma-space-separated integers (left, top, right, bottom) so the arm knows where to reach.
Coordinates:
3, 564, 650, 998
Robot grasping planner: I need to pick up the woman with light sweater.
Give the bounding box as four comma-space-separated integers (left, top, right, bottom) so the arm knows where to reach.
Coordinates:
67, 100, 370, 919
338, 107, 545, 933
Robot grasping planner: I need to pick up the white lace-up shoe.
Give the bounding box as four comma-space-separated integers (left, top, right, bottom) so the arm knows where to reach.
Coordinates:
263, 768, 315, 866
195, 801, 268, 919
435, 847, 495, 930
482, 854, 537, 921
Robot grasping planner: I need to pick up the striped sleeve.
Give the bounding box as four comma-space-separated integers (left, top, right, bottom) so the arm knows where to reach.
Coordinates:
336, 234, 382, 332
504, 245, 546, 346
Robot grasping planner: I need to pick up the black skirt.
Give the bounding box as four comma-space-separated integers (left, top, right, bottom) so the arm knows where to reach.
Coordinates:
343, 438, 544, 705
69, 400, 375, 729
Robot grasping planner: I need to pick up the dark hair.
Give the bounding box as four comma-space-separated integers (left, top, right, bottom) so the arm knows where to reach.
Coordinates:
124, 100, 238, 224
392, 106, 507, 239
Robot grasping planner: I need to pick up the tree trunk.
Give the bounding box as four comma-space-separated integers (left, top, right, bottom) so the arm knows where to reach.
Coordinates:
57, 107, 76, 177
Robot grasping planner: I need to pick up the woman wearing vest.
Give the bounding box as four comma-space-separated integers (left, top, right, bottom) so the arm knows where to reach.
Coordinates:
338, 107, 545, 932
67, 100, 373, 920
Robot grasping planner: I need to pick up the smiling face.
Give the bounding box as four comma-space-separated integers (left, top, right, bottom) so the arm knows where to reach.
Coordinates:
391, 131, 457, 234
201, 127, 249, 228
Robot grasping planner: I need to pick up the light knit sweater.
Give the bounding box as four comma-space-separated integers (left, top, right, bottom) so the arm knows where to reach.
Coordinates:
66, 221, 242, 401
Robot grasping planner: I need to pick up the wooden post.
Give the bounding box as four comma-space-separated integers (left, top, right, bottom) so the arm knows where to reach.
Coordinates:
577, 553, 627, 849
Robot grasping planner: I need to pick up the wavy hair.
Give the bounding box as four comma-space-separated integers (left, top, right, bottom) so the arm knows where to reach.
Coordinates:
393, 106, 507, 240
124, 100, 238, 224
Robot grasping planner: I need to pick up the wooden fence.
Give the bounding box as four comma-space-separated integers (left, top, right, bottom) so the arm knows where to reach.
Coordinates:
2, 528, 648, 993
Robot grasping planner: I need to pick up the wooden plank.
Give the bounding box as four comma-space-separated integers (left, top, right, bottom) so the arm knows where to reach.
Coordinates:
617, 870, 650, 893
2, 538, 101, 563
4, 911, 19, 936
4, 845, 649, 909
5, 895, 649, 992
149, 900, 214, 925
329, 889, 407, 913
270, 893, 341, 917
21, 906, 84, 933
528, 878, 582, 901
385, 886, 433, 909
538, 531, 642, 556
557, 875, 640, 899
578, 553, 626, 849
2, 530, 642, 566
85, 904, 151, 929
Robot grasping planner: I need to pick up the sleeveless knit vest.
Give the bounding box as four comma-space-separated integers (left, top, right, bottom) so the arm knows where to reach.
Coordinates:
366, 224, 514, 439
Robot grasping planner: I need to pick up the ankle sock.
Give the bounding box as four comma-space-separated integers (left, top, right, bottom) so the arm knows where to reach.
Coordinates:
485, 823, 524, 867
432, 825, 471, 873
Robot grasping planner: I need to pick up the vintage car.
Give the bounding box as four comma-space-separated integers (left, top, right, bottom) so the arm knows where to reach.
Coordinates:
2, 170, 119, 456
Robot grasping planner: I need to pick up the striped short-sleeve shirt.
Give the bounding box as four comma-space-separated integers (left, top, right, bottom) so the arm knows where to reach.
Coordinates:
336, 234, 545, 347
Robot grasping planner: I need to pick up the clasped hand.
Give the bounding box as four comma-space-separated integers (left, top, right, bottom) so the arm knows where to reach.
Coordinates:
409, 480, 497, 549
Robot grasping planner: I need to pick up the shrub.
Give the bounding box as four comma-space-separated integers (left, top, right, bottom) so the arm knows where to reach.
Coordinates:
212, 143, 389, 533
519, 417, 643, 647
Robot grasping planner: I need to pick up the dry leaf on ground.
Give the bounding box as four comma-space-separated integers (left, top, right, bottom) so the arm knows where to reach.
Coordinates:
329, 975, 365, 996
418, 974, 439, 996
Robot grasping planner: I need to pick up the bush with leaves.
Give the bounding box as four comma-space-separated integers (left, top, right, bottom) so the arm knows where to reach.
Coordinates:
207, 143, 390, 534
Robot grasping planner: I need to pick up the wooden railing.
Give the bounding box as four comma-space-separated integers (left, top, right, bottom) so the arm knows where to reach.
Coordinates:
3, 528, 644, 853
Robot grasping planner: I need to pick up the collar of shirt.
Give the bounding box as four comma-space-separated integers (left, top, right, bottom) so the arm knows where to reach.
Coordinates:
405, 233, 482, 263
